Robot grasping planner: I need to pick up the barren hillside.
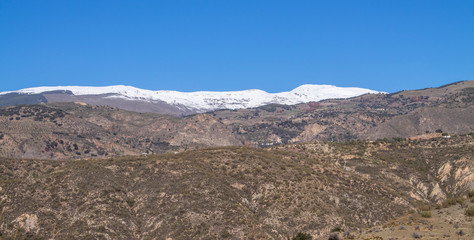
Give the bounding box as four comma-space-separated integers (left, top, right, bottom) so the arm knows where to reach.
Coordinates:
0, 81, 472, 160
0, 136, 472, 239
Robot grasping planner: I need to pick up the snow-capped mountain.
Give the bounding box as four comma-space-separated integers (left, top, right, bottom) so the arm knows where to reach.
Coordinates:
0, 84, 381, 115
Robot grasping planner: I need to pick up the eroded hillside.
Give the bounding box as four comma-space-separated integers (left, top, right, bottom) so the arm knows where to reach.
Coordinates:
0, 136, 472, 239
0, 81, 472, 160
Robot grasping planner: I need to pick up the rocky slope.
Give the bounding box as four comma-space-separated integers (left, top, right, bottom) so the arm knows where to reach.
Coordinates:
0, 103, 241, 159
353, 199, 474, 239
0, 80, 472, 159
211, 80, 474, 144
0, 136, 472, 239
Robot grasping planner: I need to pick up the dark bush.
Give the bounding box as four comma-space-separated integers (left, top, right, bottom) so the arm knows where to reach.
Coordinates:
421, 211, 432, 218
442, 197, 460, 208
328, 233, 339, 240
412, 232, 423, 238
292, 232, 312, 240
465, 206, 474, 217
126, 199, 135, 207
468, 189, 474, 198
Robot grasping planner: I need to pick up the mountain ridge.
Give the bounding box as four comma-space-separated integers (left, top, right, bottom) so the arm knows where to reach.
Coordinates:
0, 80, 472, 160
0, 84, 380, 115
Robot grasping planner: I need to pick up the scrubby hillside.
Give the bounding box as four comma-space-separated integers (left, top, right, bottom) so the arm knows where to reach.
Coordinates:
0, 81, 472, 160
353, 200, 474, 240
0, 103, 241, 159
0, 136, 472, 239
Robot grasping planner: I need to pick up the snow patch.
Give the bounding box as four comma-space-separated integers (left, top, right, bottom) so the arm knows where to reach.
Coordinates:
0, 84, 382, 112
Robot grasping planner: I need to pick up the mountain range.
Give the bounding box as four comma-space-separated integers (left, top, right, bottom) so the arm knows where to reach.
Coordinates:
0, 80, 473, 239
0, 84, 380, 116
0, 80, 472, 159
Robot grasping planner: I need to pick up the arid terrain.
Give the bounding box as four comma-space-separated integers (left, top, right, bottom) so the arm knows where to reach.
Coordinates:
2, 0, 472, 238
0, 136, 473, 239
0, 81, 472, 159
0, 81, 473, 239
354, 200, 473, 239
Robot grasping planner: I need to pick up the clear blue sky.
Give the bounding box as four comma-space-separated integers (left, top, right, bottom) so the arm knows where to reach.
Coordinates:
1, 0, 473, 93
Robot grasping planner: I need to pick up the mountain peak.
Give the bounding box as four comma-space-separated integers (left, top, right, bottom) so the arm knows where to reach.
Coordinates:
0, 84, 382, 114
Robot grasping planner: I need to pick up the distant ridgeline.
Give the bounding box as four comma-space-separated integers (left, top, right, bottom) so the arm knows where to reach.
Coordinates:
0, 84, 380, 116
0, 81, 472, 160
0, 90, 72, 106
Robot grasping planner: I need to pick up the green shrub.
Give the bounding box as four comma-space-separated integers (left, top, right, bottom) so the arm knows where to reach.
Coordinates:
421, 211, 432, 218
292, 232, 312, 240
468, 189, 474, 198
392, 137, 405, 142
465, 206, 474, 217
442, 197, 461, 208
126, 199, 135, 207
418, 205, 431, 211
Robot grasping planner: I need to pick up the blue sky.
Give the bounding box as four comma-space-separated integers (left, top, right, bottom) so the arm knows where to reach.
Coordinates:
0, 0, 473, 93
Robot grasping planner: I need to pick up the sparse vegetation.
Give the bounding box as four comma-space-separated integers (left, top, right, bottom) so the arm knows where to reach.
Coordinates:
126, 199, 135, 207
1, 81, 474, 159
465, 206, 474, 217
292, 232, 312, 240
442, 197, 463, 208
0, 137, 471, 239
0, 81, 473, 239
328, 233, 339, 240
418, 205, 431, 211
421, 211, 432, 218
468, 189, 474, 198
412, 232, 423, 238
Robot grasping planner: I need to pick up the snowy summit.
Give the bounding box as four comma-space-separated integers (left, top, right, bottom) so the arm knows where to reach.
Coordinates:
0, 84, 381, 113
